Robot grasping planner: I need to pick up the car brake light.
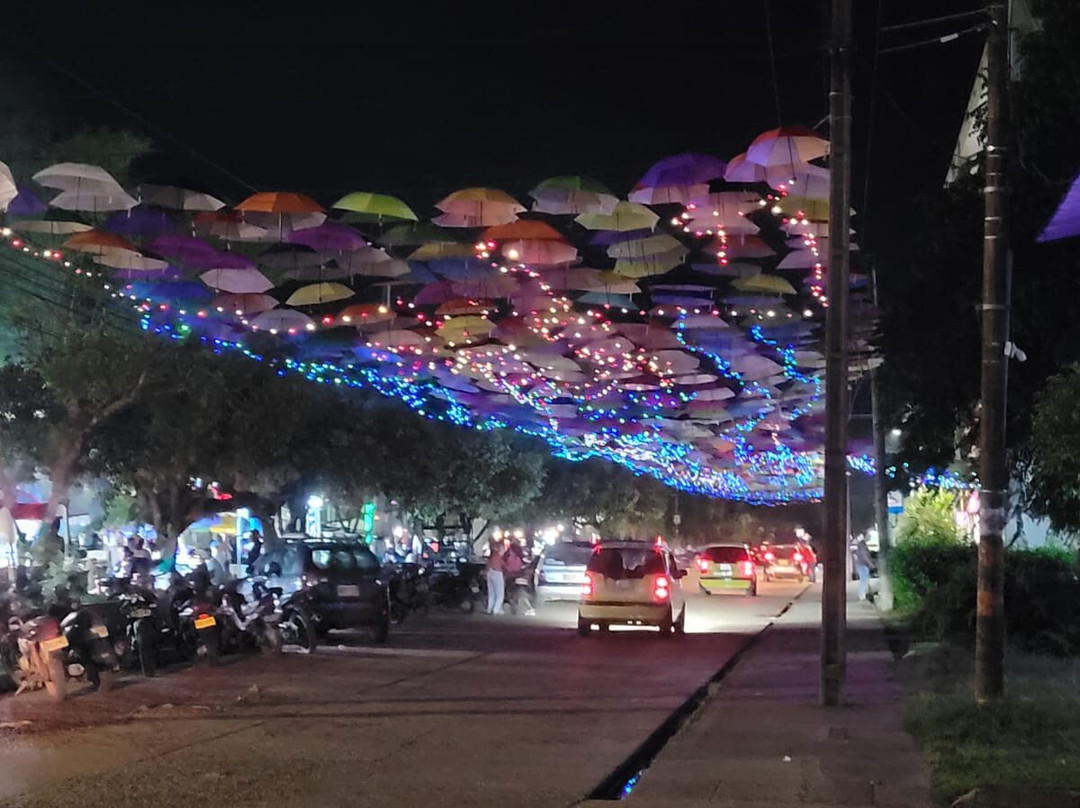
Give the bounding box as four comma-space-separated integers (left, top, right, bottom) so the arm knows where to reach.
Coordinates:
696, 556, 709, 573
741, 561, 755, 577
764, 551, 775, 561
581, 574, 594, 597
197, 612, 211, 620
793, 552, 803, 563
653, 575, 670, 601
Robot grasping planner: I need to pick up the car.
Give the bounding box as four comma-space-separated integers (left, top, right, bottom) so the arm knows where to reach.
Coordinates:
534, 541, 595, 604
695, 544, 757, 596
577, 541, 687, 637
255, 539, 390, 641
762, 543, 809, 582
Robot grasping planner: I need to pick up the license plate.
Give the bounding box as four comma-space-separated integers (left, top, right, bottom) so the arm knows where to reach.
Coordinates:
337, 585, 360, 598
614, 579, 632, 590
718, 564, 732, 576
131, 609, 152, 619
194, 616, 216, 630
778, 559, 790, 566
41, 636, 68, 652
90, 625, 109, 638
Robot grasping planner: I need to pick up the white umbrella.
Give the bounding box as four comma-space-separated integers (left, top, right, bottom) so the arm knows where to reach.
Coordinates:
251, 309, 315, 332
0, 161, 16, 211
49, 187, 138, 212
95, 249, 169, 271
33, 162, 126, 193
200, 268, 275, 294
139, 184, 226, 211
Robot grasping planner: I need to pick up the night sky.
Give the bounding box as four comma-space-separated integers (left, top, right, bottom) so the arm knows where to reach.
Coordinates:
3, 0, 984, 255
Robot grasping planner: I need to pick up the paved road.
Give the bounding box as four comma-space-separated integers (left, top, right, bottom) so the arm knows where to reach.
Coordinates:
0, 580, 808, 808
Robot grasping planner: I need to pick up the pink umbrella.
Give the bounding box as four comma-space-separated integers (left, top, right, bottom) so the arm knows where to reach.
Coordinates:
745, 126, 829, 167
212, 293, 279, 315
200, 268, 275, 294
250, 309, 315, 333
723, 152, 767, 183
413, 282, 458, 305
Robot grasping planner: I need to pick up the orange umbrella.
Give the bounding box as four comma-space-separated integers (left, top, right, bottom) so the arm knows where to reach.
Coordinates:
480, 220, 563, 242
62, 230, 137, 254
235, 192, 324, 214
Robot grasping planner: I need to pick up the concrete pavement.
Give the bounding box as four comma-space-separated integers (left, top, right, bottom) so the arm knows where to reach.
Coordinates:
609, 585, 933, 808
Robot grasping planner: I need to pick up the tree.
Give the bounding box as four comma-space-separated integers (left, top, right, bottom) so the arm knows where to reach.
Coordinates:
877, 0, 1080, 480
894, 487, 962, 546
1024, 365, 1080, 534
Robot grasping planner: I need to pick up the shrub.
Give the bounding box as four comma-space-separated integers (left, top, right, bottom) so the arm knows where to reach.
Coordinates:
895, 487, 963, 546
893, 542, 1080, 654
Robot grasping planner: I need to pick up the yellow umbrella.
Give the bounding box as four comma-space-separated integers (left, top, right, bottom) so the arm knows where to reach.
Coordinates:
732, 274, 797, 295
208, 515, 238, 535
286, 282, 355, 306
437, 315, 496, 342
613, 250, 685, 278
574, 201, 659, 232
777, 195, 832, 222
408, 242, 476, 261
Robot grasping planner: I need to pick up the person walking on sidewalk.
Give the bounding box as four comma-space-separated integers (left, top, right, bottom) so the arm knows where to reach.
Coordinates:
485, 540, 506, 615
854, 535, 872, 601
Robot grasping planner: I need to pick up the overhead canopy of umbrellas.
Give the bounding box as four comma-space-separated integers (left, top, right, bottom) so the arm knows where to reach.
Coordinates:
0, 128, 877, 504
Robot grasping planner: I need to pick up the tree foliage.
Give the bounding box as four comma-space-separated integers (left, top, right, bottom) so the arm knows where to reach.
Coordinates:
895, 487, 962, 546
877, 0, 1080, 481
1024, 365, 1080, 533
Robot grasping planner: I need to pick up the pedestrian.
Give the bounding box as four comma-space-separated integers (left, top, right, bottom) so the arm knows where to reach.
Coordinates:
245, 529, 263, 573
854, 535, 872, 601
485, 539, 506, 615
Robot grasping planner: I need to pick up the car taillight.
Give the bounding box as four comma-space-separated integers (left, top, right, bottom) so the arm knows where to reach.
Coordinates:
581, 574, 594, 597
793, 552, 803, 563
764, 551, 775, 562
742, 561, 755, 577
197, 612, 211, 620
653, 575, 670, 601
696, 556, 709, 573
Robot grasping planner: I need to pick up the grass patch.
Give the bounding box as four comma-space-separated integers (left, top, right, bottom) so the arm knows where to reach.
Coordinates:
898, 643, 1080, 804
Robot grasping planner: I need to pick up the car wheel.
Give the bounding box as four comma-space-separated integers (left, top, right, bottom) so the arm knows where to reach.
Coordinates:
370, 616, 390, 644
674, 608, 686, 634
658, 610, 673, 638
748, 581, 758, 597
577, 616, 590, 637
699, 585, 711, 596
597, 622, 609, 633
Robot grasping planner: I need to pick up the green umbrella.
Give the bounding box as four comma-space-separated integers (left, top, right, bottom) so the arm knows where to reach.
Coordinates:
377, 222, 466, 247
732, 274, 798, 295
333, 191, 418, 223
574, 201, 659, 232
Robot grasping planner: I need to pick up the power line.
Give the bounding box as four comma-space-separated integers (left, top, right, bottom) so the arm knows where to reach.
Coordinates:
881, 9, 987, 34
763, 0, 784, 126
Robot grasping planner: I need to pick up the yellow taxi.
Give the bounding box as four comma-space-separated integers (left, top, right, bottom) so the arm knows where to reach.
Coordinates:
577, 540, 687, 637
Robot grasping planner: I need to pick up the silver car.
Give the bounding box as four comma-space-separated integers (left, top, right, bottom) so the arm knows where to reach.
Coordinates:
534, 541, 595, 604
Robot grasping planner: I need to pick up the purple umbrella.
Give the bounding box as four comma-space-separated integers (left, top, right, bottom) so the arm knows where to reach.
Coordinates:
288, 221, 368, 252
103, 206, 176, 237
7, 186, 48, 217
147, 234, 218, 263
1039, 168, 1080, 242
632, 153, 728, 191
110, 265, 183, 281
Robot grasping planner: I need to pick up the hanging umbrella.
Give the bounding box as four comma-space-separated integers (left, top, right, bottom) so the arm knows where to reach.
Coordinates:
236, 191, 324, 214
632, 153, 727, 197
409, 242, 476, 261
481, 220, 564, 242
529, 176, 618, 215
0, 161, 16, 211
212, 293, 279, 315
574, 201, 659, 232
189, 249, 256, 272
437, 315, 497, 342
732, 274, 797, 295
722, 152, 768, 183
33, 162, 126, 194
285, 282, 355, 306
379, 222, 463, 247
330, 252, 410, 278
146, 235, 218, 263
678, 313, 730, 330
577, 291, 636, 309
193, 211, 268, 241
62, 230, 138, 254
12, 212, 92, 235
766, 163, 830, 198
500, 239, 578, 266
451, 275, 519, 298
413, 282, 458, 305
49, 187, 138, 212
338, 302, 396, 325
251, 309, 315, 333
139, 183, 225, 211
287, 221, 368, 252
365, 329, 430, 349
777, 249, 824, 270
714, 234, 775, 259
745, 126, 829, 167
6, 186, 49, 218
436, 298, 497, 316
606, 233, 684, 260
200, 267, 275, 294
259, 243, 328, 270
435, 187, 525, 226
103, 207, 176, 237
777, 195, 833, 222
96, 249, 170, 271
613, 250, 685, 277
332, 191, 418, 223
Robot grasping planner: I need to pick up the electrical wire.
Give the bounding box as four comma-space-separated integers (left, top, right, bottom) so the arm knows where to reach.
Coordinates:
860, 0, 885, 243
763, 0, 784, 126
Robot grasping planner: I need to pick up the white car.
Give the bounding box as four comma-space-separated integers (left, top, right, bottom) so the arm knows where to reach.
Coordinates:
534, 541, 594, 604
578, 541, 687, 636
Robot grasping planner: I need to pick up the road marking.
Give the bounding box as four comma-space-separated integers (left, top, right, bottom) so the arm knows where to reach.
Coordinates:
320, 645, 476, 660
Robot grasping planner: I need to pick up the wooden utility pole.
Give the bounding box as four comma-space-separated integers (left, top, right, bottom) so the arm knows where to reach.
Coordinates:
975, 0, 1009, 704
870, 268, 892, 610
822, 0, 853, 708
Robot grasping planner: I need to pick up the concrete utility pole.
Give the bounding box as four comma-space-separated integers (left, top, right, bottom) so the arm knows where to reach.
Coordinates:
870, 269, 892, 611
822, 0, 853, 707
975, 0, 1009, 704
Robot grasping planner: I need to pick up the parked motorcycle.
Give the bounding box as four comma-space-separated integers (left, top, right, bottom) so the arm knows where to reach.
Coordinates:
214, 579, 284, 656
386, 563, 429, 624
427, 563, 480, 614
505, 561, 537, 616
170, 574, 221, 666
104, 580, 162, 677
253, 578, 317, 654
9, 606, 119, 701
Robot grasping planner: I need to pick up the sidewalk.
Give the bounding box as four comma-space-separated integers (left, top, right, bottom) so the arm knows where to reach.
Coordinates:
607, 585, 933, 807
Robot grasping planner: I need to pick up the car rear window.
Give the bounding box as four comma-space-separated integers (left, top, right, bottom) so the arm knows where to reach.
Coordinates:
770, 545, 799, 559
704, 546, 750, 563
587, 547, 666, 579
543, 543, 594, 566
310, 546, 379, 572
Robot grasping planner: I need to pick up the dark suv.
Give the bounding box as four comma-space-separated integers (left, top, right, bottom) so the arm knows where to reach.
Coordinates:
258, 539, 390, 642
